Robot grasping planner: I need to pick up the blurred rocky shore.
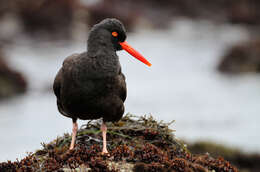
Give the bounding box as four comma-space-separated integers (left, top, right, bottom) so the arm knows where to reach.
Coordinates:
0, 50, 27, 99
0, 2, 259, 171
0, 0, 260, 100
1, 0, 259, 39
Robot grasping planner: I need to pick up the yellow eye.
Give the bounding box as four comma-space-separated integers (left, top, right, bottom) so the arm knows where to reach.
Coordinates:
112, 32, 118, 37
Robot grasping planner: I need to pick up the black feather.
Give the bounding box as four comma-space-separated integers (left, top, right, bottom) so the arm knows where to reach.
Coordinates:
53, 18, 127, 122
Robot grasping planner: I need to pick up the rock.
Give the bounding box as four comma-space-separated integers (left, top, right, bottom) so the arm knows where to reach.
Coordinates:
83, 0, 260, 30
188, 141, 260, 172
0, 0, 260, 42
85, 0, 137, 31
228, 0, 260, 25
218, 40, 260, 74
0, 50, 27, 99
15, 0, 80, 38
0, 114, 238, 171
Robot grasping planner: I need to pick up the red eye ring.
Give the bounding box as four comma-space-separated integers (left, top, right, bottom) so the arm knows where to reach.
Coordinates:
112, 32, 118, 37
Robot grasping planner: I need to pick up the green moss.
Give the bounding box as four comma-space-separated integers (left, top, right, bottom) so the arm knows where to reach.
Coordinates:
188, 141, 240, 158
188, 141, 260, 172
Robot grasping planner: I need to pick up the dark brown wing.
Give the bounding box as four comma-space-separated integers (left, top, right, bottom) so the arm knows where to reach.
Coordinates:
118, 72, 127, 102
53, 69, 62, 99
53, 68, 68, 116
53, 53, 79, 101
53, 53, 80, 118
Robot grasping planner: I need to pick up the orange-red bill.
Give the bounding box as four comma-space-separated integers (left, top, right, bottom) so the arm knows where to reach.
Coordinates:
119, 41, 152, 67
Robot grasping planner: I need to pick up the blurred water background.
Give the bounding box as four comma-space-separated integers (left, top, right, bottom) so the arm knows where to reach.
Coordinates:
0, 0, 259, 163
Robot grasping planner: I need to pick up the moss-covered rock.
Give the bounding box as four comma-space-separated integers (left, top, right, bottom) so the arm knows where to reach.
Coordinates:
218, 39, 260, 74
0, 50, 27, 100
189, 141, 260, 172
14, 0, 80, 38
85, 0, 260, 29
0, 114, 238, 171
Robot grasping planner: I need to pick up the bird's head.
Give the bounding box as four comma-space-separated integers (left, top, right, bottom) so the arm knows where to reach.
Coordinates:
88, 18, 151, 67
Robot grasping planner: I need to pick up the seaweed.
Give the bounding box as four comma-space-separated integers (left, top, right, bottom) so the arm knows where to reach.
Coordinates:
0, 113, 238, 172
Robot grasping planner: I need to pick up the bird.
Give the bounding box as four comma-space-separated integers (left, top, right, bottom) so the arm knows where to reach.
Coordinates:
53, 18, 151, 154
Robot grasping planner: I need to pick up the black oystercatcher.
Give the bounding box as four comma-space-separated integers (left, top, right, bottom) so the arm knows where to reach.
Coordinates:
53, 18, 151, 154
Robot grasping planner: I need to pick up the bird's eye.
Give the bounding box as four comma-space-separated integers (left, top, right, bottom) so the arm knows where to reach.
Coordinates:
112, 32, 118, 37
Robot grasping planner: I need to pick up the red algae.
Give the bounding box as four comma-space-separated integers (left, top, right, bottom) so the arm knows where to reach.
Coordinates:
0, 114, 238, 171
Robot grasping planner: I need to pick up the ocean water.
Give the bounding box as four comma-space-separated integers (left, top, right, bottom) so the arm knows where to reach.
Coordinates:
1, 19, 259, 162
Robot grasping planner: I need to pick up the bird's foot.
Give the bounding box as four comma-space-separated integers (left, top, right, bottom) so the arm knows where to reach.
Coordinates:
102, 148, 109, 154
69, 145, 74, 150
101, 146, 109, 156
101, 150, 110, 156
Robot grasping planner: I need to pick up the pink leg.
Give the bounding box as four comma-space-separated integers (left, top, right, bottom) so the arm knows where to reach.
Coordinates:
69, 121, 78, 150
101, 122, 109, 154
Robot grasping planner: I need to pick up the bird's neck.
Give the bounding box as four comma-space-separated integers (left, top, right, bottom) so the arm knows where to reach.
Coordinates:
85, 30, 120, 77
